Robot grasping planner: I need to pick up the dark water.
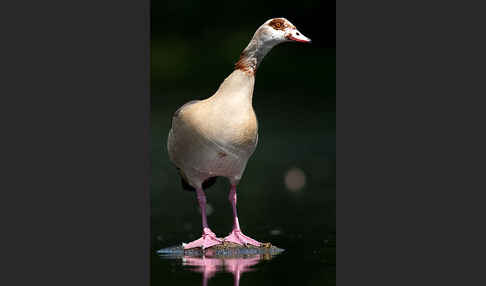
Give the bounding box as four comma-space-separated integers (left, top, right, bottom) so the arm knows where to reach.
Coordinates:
153, 233, 335, 286
151, 103, 335, 285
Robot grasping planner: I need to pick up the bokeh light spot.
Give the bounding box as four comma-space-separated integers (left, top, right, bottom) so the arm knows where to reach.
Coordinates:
284, 167, 306, 192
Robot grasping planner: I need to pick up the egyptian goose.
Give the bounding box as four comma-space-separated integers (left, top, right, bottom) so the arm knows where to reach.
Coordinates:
167, 18, 311, 249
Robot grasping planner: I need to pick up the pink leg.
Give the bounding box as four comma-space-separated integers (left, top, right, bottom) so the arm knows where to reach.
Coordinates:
184, 187, 222, 250
224, 184, 261, 247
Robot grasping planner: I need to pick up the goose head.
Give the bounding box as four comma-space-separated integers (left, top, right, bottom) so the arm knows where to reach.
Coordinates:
260, 18, 312, 44
236, 18, 311, 73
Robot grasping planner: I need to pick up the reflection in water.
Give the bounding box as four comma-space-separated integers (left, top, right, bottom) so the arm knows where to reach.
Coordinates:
182, 256, 222, 286
183, 255, 260, 286
224, 257, 259, 286
158, 245, 283, 286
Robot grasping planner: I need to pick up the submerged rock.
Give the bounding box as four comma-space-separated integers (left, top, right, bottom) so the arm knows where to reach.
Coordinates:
157, 241, 284, 259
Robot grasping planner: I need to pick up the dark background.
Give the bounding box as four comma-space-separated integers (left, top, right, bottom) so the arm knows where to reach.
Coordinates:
151, 0, 336, 285
151, 0, 335, 108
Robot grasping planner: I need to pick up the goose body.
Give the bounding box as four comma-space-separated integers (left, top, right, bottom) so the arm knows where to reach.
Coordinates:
167, 18, 311, 249
168, 69, 257, 187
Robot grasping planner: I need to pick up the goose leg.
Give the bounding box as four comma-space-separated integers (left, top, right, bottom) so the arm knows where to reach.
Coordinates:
184, 187, 222, 249
224, 184, 261, 247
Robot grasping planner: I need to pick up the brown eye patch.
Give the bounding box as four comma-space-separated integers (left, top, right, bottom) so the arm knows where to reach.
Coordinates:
268, 18, 290, 31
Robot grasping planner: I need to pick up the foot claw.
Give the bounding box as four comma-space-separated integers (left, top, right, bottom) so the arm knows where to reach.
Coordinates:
224, 230, 260, 247
184, 228, 223, 250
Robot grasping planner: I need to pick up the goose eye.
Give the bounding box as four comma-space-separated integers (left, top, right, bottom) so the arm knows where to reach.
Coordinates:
269, 19, 286, 30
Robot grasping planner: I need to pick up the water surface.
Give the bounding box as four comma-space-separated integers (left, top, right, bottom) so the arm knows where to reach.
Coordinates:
153, 232, 335, 286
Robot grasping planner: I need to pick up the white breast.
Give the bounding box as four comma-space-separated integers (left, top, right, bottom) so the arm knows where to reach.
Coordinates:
167, 70, 258, 186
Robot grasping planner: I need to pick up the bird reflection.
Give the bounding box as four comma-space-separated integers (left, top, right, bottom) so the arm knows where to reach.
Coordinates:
224, 257, 260, 286
182, 255, 262, 286
182, 256, 223, 286
158, 244, 283, 285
